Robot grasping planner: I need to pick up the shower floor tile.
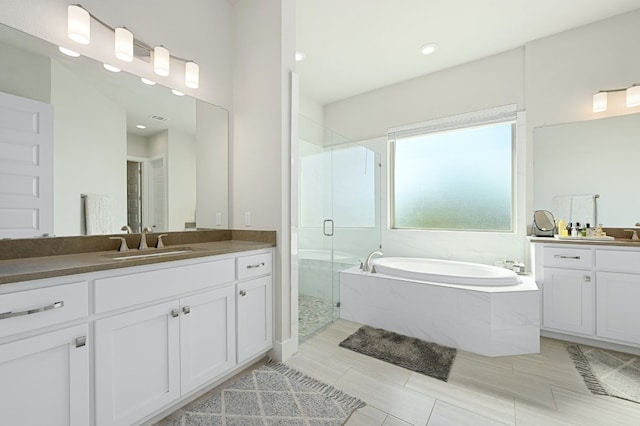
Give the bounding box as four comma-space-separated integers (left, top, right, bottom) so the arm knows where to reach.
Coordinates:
298, 294, 338, 340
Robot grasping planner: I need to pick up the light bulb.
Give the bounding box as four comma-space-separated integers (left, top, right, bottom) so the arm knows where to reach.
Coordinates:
58, 46, 80, 57
592, 92, 607, 112
626, 85, 640, 108
115, 27, 133, 62
154, 46, 170, 76
185, 61, 199, 89
68, 5, 90, 45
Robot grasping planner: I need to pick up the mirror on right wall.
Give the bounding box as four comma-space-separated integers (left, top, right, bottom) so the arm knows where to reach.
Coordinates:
533, 112, 640, 227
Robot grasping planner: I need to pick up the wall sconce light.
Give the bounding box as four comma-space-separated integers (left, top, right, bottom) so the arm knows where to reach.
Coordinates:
593, 84, 640, 112
65, 4, 199, 89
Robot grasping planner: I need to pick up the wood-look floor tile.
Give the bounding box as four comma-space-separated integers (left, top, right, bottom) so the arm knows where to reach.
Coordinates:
345, 405, 387, 426
427, 400, 511, 426
551, 386, 640, 426
334, 368, 435, 425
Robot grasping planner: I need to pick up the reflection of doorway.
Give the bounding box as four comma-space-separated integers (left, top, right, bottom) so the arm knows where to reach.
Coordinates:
126, 155, 167, 232
126, 161, 142, 233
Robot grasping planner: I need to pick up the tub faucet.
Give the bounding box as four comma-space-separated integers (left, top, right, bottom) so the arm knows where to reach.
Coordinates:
139, 226, 154, 250
361, 250, 383, 272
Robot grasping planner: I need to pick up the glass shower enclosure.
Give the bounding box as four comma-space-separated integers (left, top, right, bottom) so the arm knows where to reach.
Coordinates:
297, 116, 381, 339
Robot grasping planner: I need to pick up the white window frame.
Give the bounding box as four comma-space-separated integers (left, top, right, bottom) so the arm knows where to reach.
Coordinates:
388, 105, 518, 232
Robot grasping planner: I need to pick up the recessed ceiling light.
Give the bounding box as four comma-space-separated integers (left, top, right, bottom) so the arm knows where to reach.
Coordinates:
420, 43, 438, 55
171, 89, 185, 96
295, 51, 306, 62
103, 63, 121, 73
140, 77, 156, 86
58, 46, 80, 57
136, 124, 146, 129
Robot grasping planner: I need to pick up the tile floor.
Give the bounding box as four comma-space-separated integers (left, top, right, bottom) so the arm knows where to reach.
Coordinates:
286, 319, 640, 426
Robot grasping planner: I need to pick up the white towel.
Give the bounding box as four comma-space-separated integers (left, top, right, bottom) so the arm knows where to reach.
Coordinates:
85, 194, 115, 235
551, 194, 597, 226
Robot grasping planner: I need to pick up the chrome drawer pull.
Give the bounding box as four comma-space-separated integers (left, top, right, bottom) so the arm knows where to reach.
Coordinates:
182, 306, 191, 315
246, 262, 265, 269
171, 309, 180, 318
75, 336, 87, 348
239, 290, 247, 297
0, 301, 64, 320
554, 255, 581, 260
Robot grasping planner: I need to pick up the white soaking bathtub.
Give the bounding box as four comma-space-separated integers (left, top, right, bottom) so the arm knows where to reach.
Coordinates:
340, 257, 539, 357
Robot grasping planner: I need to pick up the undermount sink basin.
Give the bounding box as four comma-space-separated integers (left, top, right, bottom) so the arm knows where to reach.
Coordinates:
107, 247, 193, 261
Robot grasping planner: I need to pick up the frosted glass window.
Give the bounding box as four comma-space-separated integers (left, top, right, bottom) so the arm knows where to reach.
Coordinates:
392, 122, 514, 231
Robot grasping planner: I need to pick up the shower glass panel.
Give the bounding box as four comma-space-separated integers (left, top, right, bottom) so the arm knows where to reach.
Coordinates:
298, 116, 381, 340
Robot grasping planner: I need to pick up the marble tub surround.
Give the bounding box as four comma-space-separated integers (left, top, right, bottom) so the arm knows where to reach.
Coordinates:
0, 230, 276, 285
340, 266, 540, 357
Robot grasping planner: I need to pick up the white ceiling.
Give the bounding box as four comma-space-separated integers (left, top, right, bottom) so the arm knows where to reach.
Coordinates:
296, 0, 640, 106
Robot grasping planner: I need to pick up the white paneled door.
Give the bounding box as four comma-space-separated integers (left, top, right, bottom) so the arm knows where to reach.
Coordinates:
0, 91, 53, 238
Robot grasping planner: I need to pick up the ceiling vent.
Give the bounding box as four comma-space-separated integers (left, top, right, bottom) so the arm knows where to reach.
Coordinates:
151, 114, 168, 122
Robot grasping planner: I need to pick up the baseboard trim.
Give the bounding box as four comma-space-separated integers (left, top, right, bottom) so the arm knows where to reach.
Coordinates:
541, 330, 640, 355
269, 337, 298, 362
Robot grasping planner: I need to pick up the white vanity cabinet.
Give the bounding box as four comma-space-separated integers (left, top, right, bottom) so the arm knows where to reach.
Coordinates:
595, 249, 640, 345
94, 248, 272, 426
0, 281, 90, 426
539, 245, 593, 335
236, 252, 273, 363
533, 241, 640, 350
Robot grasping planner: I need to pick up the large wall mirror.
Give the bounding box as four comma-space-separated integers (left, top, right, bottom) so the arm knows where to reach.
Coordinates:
533, 112, 640, 227
0, 22, 228, 236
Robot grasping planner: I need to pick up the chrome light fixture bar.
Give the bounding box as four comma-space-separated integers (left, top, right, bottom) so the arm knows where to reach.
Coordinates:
66, 4, 199, 89
593, 84, 640, 112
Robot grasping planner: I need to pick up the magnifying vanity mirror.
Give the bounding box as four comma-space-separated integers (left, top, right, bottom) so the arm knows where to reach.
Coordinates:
0, 22, 228, 237
532, 210, 555, 236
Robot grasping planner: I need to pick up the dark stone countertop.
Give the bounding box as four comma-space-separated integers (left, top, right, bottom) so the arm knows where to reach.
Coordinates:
0, 230, 276, 285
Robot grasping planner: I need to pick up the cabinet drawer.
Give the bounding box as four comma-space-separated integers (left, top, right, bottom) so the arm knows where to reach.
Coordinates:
236, 252, 272, 280
543, 246, 592, 269
596, 250, 640, 274
0, 281, 88, 339
95, 258, 235, 313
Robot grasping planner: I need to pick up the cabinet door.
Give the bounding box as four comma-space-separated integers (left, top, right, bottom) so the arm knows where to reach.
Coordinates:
180, 285, 236, 393
237, 276, 273, 363
0, 324, 89, 426
542, 267, 593, 335
596, 272, 640, 345
95, 301, 180, 426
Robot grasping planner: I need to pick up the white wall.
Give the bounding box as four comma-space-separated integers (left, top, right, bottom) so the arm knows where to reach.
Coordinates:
232, 0, 296, 360
51, 60, 127, 236
323, 9, 640, 268
167, 129, 197, 230
325, 48, 527, 266
0, 40, 50, 103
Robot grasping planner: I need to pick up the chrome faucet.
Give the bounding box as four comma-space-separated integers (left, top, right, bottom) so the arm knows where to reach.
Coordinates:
361, 250, 383, 272
139, 226, 154, 250
121, 225, 133, 234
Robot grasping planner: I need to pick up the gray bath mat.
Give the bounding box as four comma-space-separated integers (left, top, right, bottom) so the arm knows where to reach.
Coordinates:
156, 360, 366, 425
566, 344, 640, 404
339, 325, 457, 382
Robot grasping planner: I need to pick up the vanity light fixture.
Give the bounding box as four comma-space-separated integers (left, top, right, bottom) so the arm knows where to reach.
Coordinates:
593, 84, 640, 112
67, 5, 90, 44
58, 46, 80, 57
103, 63, 121, 72
65, 4, 200, 89
140, 78, 156, 86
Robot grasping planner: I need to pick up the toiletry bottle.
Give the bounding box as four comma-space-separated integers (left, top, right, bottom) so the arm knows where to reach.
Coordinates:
566, 222, 572, 237
557, 219, 566, 237
581, 224, 587, 237
571, 223, 578, 237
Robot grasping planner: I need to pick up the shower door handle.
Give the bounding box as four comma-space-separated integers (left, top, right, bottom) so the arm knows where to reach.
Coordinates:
323, 219, 334, 236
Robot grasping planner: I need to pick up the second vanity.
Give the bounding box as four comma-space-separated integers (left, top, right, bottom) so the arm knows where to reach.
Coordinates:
531, 237, 640, 354
0, 231, 275, 426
